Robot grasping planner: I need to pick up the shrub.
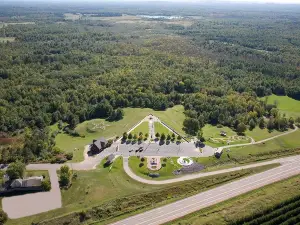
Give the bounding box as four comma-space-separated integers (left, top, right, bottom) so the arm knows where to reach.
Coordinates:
41, 180, 51, 191
55, 155, 67, 164
139, 163, 144, 167
65, 152, 73, 160
6, 161, 25, 180
162, 163, 166, 167
0, 210, 8, 224
141, 157, 145, 162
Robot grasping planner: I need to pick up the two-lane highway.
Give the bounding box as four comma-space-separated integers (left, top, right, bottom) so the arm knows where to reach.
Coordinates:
111, 161, 300, 225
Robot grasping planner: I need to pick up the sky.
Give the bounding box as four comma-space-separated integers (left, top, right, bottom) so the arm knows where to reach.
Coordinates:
3, 0, 300, 4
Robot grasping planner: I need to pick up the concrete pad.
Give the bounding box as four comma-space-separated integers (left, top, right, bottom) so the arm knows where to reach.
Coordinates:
2, 169, 61, 219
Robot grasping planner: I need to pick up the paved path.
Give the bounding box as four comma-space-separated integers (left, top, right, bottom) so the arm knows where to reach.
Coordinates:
111, 160, 300, 225
218, 126, 299, 151
123, 154, 300, 185
2, 124, 299, 219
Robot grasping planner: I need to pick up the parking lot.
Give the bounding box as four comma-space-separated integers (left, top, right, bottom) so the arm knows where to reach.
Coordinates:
117, 142, 214, 157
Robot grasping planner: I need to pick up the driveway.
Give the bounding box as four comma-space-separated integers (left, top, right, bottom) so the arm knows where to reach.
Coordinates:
2, 168, 61, 219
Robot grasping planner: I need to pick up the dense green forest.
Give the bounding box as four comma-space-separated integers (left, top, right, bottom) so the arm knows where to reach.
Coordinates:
1, 2, 300, 162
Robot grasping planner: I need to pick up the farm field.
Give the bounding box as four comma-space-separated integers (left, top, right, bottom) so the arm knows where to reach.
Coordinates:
261, 94, 300, 118
168, 175, 300, 225
50, 106, 186, 162
0, 37, 15, 42
6, 160, 277, 225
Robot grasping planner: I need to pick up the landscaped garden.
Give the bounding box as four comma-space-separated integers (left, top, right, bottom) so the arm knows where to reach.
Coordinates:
128, 156, 183, 180
6, 159, 279, 225
202, 124, 251, 147
49, 106, 187, 162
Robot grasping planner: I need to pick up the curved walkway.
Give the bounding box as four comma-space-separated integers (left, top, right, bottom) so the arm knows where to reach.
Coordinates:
112, 160, 300, 225
2, 126, 299, 218
218, 126, 298, 151
123, 154, 300, 185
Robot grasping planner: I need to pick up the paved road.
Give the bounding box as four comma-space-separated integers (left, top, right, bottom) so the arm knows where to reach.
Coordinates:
123, 154, 300, 185
2, 126, 298, 219
111, 160, 300, 225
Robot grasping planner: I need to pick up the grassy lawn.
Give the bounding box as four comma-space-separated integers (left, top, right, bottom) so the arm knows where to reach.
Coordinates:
49, 106, 186, 162
154, 122, 174, 135
129, 156, 182, 180
24, 170, 49, 180
193, 129, 300, 170
7, 157, 161, 225
203, 124, 250, 147
245, 127, 285, 142
168, 174, 300, 225
130, 121, 149, 136
261, 94, 300, 118
229, 129, 300, 157
8, 161, 278, 225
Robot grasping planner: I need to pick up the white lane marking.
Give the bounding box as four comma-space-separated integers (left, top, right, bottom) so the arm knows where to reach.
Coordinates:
112, 163, 300, 225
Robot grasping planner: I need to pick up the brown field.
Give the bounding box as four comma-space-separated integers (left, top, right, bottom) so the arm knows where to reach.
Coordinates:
64, 13, 82, 20
0, 37, 15, 42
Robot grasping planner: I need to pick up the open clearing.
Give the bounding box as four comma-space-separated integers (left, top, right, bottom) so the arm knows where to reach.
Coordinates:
62, 14, 194, 26
245, 127, 285, 142
229, 129, 300, 157
203, 125, 251, 147
261, 94, 300, 118
50, 106, 186, 162
168, 175, 300, 225
6, 159, 277, 225
0, 37, 15, 42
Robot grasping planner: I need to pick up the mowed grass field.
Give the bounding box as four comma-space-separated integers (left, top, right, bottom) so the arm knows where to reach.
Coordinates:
130, 121, 149, 136
168, 175, 300, 225
245, 127, 284, 142
7, 157, 162, 225
203, 125, 250, 147
129, 156, 182, 180
229, 129, 300, 157
50, 106, 186, 162
7, 159, 278, 225
154, 122, 174, 135
261, 94, 300, 118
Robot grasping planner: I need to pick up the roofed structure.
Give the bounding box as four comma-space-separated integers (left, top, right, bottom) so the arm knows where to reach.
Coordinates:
10, 176, 43, 189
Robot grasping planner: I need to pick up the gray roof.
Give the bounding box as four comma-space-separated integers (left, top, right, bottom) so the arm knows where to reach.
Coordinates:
93, 137, 107, 149
107, 154, 115, 162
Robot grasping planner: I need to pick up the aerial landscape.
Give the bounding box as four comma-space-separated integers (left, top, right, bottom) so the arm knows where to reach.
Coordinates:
1, 0, 300, 224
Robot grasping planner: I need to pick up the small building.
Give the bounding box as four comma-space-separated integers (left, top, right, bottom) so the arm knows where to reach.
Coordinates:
10, 176, 43, 189
105, 154, 115, 166
220, 131, 227, 137
90, 137, 108, 154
